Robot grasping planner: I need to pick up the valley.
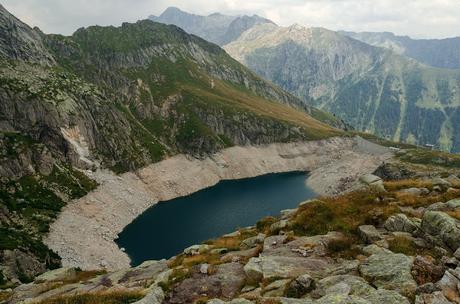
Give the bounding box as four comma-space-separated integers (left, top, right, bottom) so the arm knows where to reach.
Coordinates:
1, 3, 460, 304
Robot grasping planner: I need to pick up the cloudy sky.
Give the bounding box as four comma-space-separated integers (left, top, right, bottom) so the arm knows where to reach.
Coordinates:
3, 0, 460, 38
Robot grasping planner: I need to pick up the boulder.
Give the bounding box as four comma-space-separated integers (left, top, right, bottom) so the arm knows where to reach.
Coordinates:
365, 289, 411, 304
384, 214, 420, 234
263, 279, 291, 297
314, 275, 374, 298
315, 294, 371, 304
362, 244, 391, 256
359, 174, 385, 192
168, 263, 245, 303
270, 220, 289, 233
415, 291, 453, 304
245, 255, 332, 281
421, 211, 460, 251
411, 255, 445, 286
399, 188, 429, 196
286, 274, 315, 297
241, 233, 265, 249
446, 175, 460, 186
183, 244, 211, 255
243, 258, 263, 283
436, 267, 460, 303
277, 298, 314, 304
432, 178, 452, 191
358, 225, 382, 244
359, 252, 417, 297
133, 286, 164, 304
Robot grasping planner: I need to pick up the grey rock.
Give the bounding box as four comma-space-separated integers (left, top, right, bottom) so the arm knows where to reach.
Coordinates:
315, 294, 371, 304
421, 211, 460, 251
286, 273, 315, 297
384, 214, 420, 234
365, 289, 410, 304
133, 286, 164, 304
359, 252, 417, 297
358, 225, 382, 244
432, 178, 452, 191
415, 291, 454, 304
263, 278, 291, 297
241, 233, 265, 249
270, 220, 289, 233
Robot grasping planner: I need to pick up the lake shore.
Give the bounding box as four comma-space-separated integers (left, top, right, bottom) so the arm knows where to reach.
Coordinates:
45, 136, 392, 270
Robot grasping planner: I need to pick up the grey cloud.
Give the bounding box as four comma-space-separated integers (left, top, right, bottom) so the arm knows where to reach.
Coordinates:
3, 0, 460, 38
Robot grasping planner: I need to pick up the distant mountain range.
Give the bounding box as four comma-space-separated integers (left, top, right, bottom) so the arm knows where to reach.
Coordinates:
341, 31, 460, 69
153, 7, 460, 152
149, 7, 274, 46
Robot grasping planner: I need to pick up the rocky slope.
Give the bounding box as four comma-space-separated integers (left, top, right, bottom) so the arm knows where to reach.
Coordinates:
0, 4, 344, 288
342, 31, 460, 69
150, 7, 274, 46
44, 136, 391, 271
4, 167, 460, 304
224, 23, 460, 152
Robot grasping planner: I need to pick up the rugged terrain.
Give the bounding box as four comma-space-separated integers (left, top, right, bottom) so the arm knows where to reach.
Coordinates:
3, 5, 460, 304
0, 4, 343, 288
3, 159, 460, 304
223, 23, 460, 152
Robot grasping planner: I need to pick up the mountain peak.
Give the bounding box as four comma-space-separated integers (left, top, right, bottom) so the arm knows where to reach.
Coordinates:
0, 4, 54, 64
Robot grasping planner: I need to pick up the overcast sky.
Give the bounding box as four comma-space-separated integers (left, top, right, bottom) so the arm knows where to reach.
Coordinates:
3, 0, 460, 39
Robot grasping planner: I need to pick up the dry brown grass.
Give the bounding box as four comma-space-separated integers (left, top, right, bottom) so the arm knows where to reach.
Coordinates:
206, 236, 242, 251
0, 290, 11, 302
384, 179, 433, 192
447, 210, 460, 220
291, 192, 398, 237
181, 253, 221, 267
395, 190, 460, 209
33, 290, 144, 304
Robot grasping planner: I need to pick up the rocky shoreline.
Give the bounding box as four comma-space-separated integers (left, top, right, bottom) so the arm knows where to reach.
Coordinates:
7, 166, 460, 304
44, 136, 392, 271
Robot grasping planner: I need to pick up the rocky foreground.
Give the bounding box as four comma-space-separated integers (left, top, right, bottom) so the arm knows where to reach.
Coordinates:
3, 173, 460, 304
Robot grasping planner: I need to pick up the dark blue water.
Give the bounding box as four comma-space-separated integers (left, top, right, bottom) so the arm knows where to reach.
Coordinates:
116, 172, 316, 266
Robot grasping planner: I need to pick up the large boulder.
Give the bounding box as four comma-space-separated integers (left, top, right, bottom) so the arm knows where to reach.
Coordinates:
415, 291, 454, 304
435, 267, 460, 303
286, 274, 316, 298
359, 252, 417, 297
241, 233, 265, 249
244, 255, 332, 281
384, 214, 420, 234
133, 286, 164, 304
432, 178, 452, 191
421, 211, 460, 251
359, 174, 385, 192
358, 225, 383, 244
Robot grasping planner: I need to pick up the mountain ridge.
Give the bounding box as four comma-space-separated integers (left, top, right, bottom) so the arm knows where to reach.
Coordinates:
224, 22, 460, 152
149, 7, 274, 46
341, 30, 460, 69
